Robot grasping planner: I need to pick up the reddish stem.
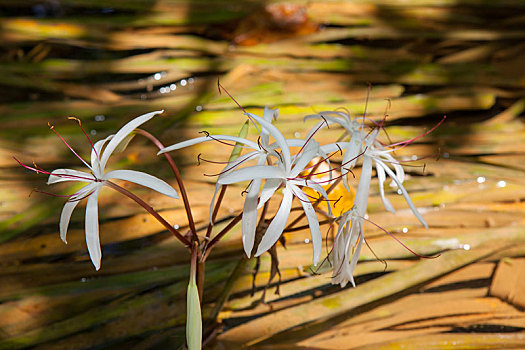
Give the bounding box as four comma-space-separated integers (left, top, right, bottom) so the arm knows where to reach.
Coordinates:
105, 180, 191, 247
135, 129, 197, 240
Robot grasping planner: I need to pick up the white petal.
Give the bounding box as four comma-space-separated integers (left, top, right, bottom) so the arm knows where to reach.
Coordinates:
245, 113, 291, 170
47, 169, 94, 185
378, 159, 428, 229
290, 141, 319, 179
218, 165, 284, 185
91, 135, 113, 176
59, 183, 97, 242
320, 142, 349, 154
104, 169, 179, 199
217, 151, 260, 177
242, 178, 261, 257
255, 186, 293, 257
59, 200, 79, 243
85, 186, 102, 270
257, 178, 282, 210
158, 135, 259, 155
355, 155, 373, 217
261, 107, 279, 145
375, 162, 395, 213
100, 110, 164, 170
292, 185, 322, 265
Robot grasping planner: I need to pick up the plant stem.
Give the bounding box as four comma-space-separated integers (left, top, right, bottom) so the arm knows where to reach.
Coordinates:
105, 180, 191, 247
135, 128, 197, 240
205, 185, 227, 240
202, 212, 243, 261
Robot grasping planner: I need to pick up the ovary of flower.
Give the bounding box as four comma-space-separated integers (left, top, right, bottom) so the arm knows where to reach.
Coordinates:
47, 111, 179, 270
218, 139, 329, 265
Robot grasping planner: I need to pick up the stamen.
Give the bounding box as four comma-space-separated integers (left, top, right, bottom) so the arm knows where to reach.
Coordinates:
68, 116, 99, 162
48, 121, 92, 170
362, 216, 440, 259
363, 236, 388, 271
217, 81, 247, 114
387, 115, 447, 150
198, 131, 239, 148
14, 157, 95, 182
202, 152, 257, 177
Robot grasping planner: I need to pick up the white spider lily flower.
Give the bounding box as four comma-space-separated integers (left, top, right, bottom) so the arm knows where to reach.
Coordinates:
218, 138, 329, 265
158, 107, 282, 256
321, 122, 427, 229
47, 111, 179, 270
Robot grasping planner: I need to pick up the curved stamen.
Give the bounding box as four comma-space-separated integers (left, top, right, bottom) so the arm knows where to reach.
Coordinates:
203, 152, 258, 177
48, 122, 92, 170
387, 115, 446, 150
14, 157, 95, 182
68, 117, 99, 162
362, 216, 440, 259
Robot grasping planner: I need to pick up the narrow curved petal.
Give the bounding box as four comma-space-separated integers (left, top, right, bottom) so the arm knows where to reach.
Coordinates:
320, 142, 349, 154
158, 135, 259, 155
59, 183, 97, 242
255, 186, 293, 257
355, 155, 373, 217
292, 185, 322, 265
47, 169, 94, 185
290, 141, 320, 179
91, 135, 113, 176
375, 162, 395, 213
346, 223, 364, 288
100, 110, 164, 169
242, 178, 261, 257
59, 200, 79, 243
217, 151, 260, 177
218, 165, 284, 185
85, 186, 102, 270
104, 169, 179, 199
261, 107, 279, 145
378, 159, 428, 229
257, 178, 282, 209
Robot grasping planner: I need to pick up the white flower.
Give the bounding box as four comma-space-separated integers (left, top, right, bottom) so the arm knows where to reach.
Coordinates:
218, 124, 329, 265
47, 111, 179, 270
316, 112, 427, 229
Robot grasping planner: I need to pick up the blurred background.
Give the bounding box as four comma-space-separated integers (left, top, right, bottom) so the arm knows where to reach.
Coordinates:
1, 0, 524, 349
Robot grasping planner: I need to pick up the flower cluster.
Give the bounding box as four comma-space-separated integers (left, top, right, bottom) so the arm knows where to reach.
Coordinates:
160, 107, 439, 287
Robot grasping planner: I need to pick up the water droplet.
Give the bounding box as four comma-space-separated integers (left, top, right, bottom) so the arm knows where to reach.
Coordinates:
160, 87, 168, 94
462, 244, 471, 251
402, 227, 408, 233
397, 189, 402, 195
229, 208, 234, 213
364, 214, 369, 220
195, 105, 203, 112
496, 180, 506, 188
170, 83, 177, 90
81, 277, 87, 282
180, 79, 187, 87
173, 224, 179, 229
294, 132, 300, 138
90, 130, 96, 135
188, 77, 195, 84
476, 176, 486, 184
154, 73, 162, 81
94, 115, 105, 122
411, 155, 418, 161
304, 238, 310, 244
